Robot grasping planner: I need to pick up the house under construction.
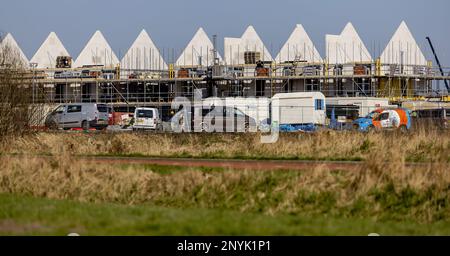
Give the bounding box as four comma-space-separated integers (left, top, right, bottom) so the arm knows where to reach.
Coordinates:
1, 21, 450, 115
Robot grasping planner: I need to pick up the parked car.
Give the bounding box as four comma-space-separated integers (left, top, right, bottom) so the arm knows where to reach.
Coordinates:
132, 107, 162, 131
45, 103, 110, 130
353, 108, 411, 132
197, 106, 257, 132
411, 108, 449, 129
171, 106, 257, 132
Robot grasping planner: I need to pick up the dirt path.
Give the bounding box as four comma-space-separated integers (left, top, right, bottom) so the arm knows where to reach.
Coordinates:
4, 155, 434, 171
80, 156, 403, 171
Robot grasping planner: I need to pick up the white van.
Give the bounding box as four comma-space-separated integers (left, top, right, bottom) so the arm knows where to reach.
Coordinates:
45, 103, 110, 130
132, 107, 162, 131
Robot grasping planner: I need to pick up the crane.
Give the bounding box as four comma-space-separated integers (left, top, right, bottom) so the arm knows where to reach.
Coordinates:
426, 37, 450, 93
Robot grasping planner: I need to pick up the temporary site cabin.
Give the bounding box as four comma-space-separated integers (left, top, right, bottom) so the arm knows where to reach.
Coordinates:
326, 97, 394, 117
271, 92, 326, 125
380, 21, 428, 75
224, 26, 273, 66
0, 33, 29, 67
121, 29, 167, 79
275, 24, 322, 64
30, 32, 70, 69
73, 30, 119, 68
176, 27, 222, 67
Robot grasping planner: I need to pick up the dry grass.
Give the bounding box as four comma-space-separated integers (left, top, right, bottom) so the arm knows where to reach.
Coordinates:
1, 130, 449, 222
0, 149, 449, 223
2, 129, 449, 162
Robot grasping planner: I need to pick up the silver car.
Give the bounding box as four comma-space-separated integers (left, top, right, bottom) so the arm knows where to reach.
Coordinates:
45, 103, 110, 130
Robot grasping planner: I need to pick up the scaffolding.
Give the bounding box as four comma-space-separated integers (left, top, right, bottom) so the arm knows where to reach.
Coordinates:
24, 59, 448, 104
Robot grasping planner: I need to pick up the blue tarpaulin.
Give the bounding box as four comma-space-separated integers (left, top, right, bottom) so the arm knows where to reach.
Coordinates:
279, 123, 316, 132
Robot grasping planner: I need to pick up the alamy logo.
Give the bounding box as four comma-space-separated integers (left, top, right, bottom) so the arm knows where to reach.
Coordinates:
170, 94, 279, 143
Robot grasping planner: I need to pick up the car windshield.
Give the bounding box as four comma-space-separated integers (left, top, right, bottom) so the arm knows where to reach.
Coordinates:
54, 105, 64, 113
375, 112, 389, 121
234, 108, 245, 116
136, 110, 153, 118
97, 105, 109, 113
366, 111, 380, 119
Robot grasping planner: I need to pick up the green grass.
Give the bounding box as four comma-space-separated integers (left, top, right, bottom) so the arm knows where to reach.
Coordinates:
93, 152, 365, 162
1, 193, 450, 236
117, 163, 229, 175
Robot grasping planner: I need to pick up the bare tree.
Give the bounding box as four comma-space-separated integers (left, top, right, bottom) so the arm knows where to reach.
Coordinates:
0, 33, 44, 139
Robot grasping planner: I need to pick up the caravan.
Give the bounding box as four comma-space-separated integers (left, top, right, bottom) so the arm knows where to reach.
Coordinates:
271, 92, 326, 131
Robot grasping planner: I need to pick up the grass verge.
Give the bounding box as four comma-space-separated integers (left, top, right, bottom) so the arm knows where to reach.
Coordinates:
1, 193, 450, 236
3, 131, 449, 163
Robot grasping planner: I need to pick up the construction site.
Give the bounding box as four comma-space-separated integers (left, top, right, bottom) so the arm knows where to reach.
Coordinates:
1, 0, 450, 237
1, 22, 449, 114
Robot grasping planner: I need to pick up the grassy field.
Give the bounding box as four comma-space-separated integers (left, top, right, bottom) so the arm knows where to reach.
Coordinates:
2, 193, 450, 236
2, 130, 449, 162
0, 131, 449, 235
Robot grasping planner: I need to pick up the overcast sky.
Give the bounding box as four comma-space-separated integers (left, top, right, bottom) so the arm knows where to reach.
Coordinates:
0, 0, 449, 66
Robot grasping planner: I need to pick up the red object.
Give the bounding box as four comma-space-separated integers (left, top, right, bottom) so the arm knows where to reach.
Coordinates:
70, 127, 97, 131
111, 112, 133, 125
256, 68, 269, 77
108, 113, 114, 125
178, 69, 189, 78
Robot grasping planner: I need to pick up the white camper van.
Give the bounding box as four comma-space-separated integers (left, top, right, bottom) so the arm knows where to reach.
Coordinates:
271, 92, 326, 126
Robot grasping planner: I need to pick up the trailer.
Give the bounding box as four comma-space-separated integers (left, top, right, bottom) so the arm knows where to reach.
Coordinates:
271, 92, 326, 131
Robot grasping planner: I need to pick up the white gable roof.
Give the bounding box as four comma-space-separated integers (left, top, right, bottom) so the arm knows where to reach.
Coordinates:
176, 27, 221, 67
223, 37, 241, 64
326, 23, 372, 64
30, 32, 70, 69
121, 29, 167, 70
240, 26, 272, 60
380, 21, 427, 66
73, 30, 119, 68
0, 33, 29, 66
276, 24, 322, 63
224, 26, 273, 65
